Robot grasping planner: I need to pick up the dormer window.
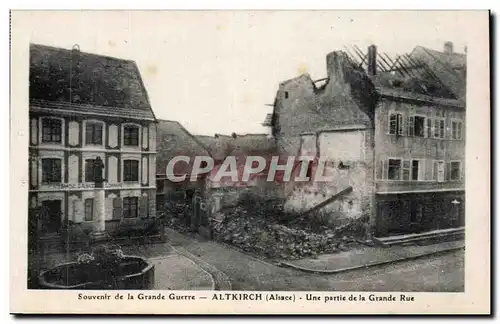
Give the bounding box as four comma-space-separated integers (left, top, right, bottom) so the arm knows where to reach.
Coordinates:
42, 118, 62, 143
124, 125, 139, 146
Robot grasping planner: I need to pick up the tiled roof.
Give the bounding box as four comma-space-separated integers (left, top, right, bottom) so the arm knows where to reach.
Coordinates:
409, 46, 466, 100
30, 99, 156, 120
156, 120, 210, 176
29, 43, 155, 120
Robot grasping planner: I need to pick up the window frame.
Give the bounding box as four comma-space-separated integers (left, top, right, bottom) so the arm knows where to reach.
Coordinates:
123, 159, 140, 182
432, 159, 446, 182
123, 125, 140, 146
387, 112, 404, 136
41, 158, 63, 184
123, 197, 139, 218
411, 114, 427, 138
84, 120, 105, 146
449, 160, 462, 181
387, 157, 402, 181
451, 119, 463, 140
40, 117, 64, 144
410, 159, 425, 181
433, 118, 446, 139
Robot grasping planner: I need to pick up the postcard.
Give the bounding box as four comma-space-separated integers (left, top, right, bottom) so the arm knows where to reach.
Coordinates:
10, 10, 490, 315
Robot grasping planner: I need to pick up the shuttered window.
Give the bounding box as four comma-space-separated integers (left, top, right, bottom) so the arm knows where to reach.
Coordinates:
388, 159, 402, 180
450, 161, 461, 181
433, 160, 445, 182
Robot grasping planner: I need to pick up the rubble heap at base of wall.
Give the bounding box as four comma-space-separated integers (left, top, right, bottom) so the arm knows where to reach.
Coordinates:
211, 201, 367, 260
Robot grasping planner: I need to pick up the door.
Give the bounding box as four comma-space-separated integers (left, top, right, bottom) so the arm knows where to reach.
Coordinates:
40, 200, 62, 235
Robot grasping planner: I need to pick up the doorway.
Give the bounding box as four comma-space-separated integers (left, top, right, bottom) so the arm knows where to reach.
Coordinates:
40, 200, 62, 235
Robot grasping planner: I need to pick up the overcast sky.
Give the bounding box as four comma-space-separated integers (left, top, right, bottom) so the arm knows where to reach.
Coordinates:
26, 11, 470, 136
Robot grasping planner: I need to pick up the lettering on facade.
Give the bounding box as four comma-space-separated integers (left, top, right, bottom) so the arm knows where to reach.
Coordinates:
45, 183, 127, 190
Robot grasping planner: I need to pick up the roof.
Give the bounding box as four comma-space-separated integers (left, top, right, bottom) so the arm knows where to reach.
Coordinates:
156, 119, 210, 176
29, 43, 155, 120
409, 46, 466, 101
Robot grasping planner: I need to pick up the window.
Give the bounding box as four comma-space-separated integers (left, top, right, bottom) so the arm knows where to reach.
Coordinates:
434, 119, 445, 139
411, 160, 424, 181
84, 198, 94, 221
41, 158, 62, 183
450, 161, 461, 181
123, 160, 139, 181
85, 122, 103, 145
123, 197, 138, 218
42, 118, 62, 143
452, 121, 463, 140
413, 116, 426, 137
85, 159, 94, 182
388, 113, 403, 135
124, 126, 139, 146
284, 91, 289, 99
387, 159, 402, 180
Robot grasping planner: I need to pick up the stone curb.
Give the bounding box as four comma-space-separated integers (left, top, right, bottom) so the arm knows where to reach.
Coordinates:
278, 246, 465, 274
172, 246, 232, 291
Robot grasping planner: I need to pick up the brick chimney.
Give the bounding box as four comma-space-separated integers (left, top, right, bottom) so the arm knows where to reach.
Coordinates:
367, 44, 377, 76
444, 41, 454, 54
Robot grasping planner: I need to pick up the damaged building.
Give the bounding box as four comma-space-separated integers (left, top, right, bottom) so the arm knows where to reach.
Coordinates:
268, 42, 466, 238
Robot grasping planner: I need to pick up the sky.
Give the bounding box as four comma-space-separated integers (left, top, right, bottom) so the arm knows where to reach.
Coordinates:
25, 11, 470, 136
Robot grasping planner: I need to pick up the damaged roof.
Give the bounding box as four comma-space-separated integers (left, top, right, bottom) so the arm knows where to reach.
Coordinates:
409, 46, 467, 100
29, 43, 156, 120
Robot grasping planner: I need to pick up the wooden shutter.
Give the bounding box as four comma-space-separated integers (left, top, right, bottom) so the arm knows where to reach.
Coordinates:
437, 161, 445, 183
397, 114, 404, 136
407, 116, 414, 136
426, 118, 433, 138
419, 160, 426, 181
112, 197, 122, 220
382, 160, 387, 180
139, 196, 148, 218
402, 160, 411, 181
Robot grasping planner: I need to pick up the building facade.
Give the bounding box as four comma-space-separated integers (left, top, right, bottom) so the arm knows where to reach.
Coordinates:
268, 42, 466, 236
29, 44, 157, 238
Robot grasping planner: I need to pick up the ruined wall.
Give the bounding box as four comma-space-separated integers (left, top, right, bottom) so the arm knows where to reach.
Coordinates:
273, 51, 376, 224
284, 127, 375, 224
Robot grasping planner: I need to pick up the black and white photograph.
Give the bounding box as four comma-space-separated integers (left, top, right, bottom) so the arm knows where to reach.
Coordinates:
9, 9, 490, 314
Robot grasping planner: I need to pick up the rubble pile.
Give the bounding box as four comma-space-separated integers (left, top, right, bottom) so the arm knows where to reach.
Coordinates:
211, 203, 365, 260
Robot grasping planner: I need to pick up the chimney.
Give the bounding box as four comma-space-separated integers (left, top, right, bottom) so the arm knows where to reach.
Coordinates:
367, 44, 377, 76
444, 41, 454, 54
